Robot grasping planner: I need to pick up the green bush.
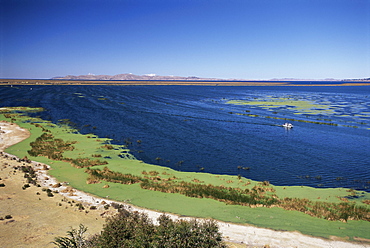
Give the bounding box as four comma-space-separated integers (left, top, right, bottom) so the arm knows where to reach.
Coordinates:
55, 208, 225, 248
94, 208, 225, 248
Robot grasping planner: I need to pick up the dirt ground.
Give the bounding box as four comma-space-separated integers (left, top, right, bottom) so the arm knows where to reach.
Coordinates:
0, 157, 108, 247
0, 122, 109, 247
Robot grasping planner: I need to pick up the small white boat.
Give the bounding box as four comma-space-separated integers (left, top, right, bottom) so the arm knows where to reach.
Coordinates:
283, 123, 294, 128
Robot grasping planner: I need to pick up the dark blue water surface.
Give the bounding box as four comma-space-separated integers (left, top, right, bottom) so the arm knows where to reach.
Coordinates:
1, 85, 369, 191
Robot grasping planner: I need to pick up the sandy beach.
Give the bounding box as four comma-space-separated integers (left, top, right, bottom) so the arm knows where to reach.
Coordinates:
1, 121, 369, 247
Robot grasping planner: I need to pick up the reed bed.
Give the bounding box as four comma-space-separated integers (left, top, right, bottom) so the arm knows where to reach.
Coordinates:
27, 132, 107, 168
85, 167, 370, 222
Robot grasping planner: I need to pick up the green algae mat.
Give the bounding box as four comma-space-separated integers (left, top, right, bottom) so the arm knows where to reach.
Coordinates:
226, 95, 370, 129
1, 107, 370, 241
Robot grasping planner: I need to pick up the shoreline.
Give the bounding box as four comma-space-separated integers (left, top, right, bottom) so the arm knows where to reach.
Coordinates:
2, 150, 369, 248
1, 79, 370, 86
1, 121, 369, 247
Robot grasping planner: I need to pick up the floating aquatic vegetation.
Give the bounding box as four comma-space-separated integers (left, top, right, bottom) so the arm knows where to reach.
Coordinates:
0, 106, 44, 113
227, 97, 335, 115
225, 93, 370, 129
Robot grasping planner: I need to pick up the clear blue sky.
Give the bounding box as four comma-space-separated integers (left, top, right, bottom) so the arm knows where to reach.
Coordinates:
1, 0, 369, 80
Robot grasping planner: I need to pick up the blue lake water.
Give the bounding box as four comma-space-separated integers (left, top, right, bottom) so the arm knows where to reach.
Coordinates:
1, 85, 369, 191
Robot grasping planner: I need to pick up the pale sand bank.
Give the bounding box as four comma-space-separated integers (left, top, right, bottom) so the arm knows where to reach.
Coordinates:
0, 121, 369, 248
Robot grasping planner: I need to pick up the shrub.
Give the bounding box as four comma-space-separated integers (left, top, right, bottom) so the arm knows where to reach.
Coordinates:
262, 181, 270, 186
22, 184, 30, 190
101, 144, 114, 150
76, 203, 85, 211
153, 214, 225, 248
65, 157, 108, 168
94, 208, 225, 248
110, 202, 123, 210
53, 224, 88, 248
149, 171, 159, 176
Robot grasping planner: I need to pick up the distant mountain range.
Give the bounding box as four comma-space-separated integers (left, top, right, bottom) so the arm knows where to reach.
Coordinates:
52, 73, 223, 81
52, 74, 370, 82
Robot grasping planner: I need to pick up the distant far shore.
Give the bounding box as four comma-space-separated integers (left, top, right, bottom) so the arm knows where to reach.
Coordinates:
1, 79, 370, 86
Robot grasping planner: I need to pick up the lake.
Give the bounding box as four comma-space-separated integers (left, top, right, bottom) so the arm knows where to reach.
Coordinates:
1, 84, 369, 192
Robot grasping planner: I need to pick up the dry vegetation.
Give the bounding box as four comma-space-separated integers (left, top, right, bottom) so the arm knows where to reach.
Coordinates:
27, 129, 108, 168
